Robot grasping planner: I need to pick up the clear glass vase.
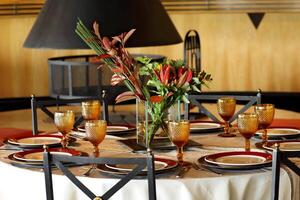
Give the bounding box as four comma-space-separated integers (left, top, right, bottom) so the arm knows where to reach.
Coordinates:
136, 99, 182, 149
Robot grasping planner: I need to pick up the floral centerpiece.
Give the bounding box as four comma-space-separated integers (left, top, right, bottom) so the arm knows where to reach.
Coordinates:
75, 20, 212, 148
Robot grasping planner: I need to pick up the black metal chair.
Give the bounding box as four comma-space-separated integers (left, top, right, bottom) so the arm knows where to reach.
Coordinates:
43, 148, 157, 200
31, 90, 109, 135
184, 30, 201, 74
271, 144, 300, 200
184, 90, 262, 123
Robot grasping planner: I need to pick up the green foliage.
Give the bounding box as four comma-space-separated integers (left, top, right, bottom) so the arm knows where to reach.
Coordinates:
75, 19, 213, 147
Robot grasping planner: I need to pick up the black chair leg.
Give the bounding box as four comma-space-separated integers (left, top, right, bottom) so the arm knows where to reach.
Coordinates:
271, 146, 281, 200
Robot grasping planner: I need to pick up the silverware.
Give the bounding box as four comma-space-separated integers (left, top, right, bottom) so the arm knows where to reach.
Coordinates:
82, 165, 97, 176
176, 165, 192, 178
192, 162, 222, 176
0, 148, 21, 151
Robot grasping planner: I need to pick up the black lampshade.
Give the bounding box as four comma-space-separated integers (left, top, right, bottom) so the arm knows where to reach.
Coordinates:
23, 0, 182, 49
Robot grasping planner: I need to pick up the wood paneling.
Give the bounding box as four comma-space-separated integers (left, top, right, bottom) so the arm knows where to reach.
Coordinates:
131, 13, 300, 92
162, 0, 300, 13
4, 1, 300, 15
1, 12, 300, 98
0, 0, 43, 16
0, 0, 43, 4
0, 15, 92, 97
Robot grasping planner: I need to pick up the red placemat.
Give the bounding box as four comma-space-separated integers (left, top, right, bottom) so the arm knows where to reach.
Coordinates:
270, 119, 300, 129
0, 128, 33, 146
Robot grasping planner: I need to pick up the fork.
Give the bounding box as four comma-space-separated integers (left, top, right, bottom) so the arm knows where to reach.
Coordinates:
175, 164, 192, 178
82, 164, 97, 176
192, 162, 222, 176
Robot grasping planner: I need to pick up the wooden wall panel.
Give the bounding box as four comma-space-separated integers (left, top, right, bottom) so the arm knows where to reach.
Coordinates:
1, 12, 300, 98
131, 13, 300, 92
162, 0, 300, 13
0, 15, 92, 97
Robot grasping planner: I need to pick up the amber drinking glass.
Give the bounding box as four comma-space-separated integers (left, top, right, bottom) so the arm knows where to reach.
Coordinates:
54, 110, 75, 148
83, 120, 107, 176
217, 97, 236, 137
168, 120, 190, 165
237, 113, 259, 151
254, 104, 275, 144
85, 120, 107, 156
81, 101, 101, 121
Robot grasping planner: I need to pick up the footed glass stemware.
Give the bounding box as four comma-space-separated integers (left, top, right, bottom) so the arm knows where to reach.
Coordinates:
237, 113, 259, 151
254, 104, 275, 144
168, 120, 190, 166
81, 101, 101, 122
54, 110, 75, 148
83, 120, 107, 176
217, 97, 236, 137
85, 120, 107, 156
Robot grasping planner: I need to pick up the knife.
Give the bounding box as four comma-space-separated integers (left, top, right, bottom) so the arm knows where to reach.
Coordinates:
176, 165, 192, 178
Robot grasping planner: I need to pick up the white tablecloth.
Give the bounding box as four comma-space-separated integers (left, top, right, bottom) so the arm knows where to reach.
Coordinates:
0, 137, 295, 200
0, 160, 293, 200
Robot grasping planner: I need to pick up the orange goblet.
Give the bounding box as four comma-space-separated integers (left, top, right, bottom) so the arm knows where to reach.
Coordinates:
217, 97, 236, 137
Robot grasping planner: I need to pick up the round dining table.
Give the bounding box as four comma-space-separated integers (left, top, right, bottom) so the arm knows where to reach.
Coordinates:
0, 104, 299, 200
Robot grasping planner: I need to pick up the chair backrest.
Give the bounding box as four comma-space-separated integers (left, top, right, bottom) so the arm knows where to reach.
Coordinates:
31, 90, 109, 135
43, 148, 157, 200
184, 30, 201, 74
271, 144, 300, 200
184, 90, 262, 123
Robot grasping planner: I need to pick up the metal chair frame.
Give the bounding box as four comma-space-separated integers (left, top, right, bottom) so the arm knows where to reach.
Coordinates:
184, 30, 201, 74
31, 91, 109, 135
271, 145, 300, 200
184, 91, 261, 123
43, 149, 157, 200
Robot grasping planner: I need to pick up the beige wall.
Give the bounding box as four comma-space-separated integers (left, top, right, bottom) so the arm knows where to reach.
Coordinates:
1, 12, 300, 98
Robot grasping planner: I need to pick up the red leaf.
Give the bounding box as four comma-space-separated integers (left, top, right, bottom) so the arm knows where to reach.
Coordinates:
178, 67, 184, 77
111, 39, 118, 46
111, 74, 125, 86
186, 69, 193, 83
166, 92, 174, 98
160, 66, 166, 84
97, 64, 105, 69
98, 54, 111, 60
176, 71, 187, 87
102, 37, 111, 50
123, 29, 136, 44
112, 36, 122, 43
90, 56, 102, 62
154, 70, 161, 82
115, 91, 136, 103
112, 67, 124, 73
93, 21, 101, 39
163, 66, 171, 85
150, 96, 163, 103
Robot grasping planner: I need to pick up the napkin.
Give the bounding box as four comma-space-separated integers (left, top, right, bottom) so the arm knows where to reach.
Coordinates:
0, 128, 33, 145
270, 119, 300, 129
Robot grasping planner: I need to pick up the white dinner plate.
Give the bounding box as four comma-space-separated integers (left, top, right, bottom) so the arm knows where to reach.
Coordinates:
204, 151, 272, 167
190, 121, 223, 133
101, 157, 177, 173
78, 125, 135, 135
7, 136, 62, 148
105, 161, 168, 172
263, 140, 300, 151
255, 128, 300, 138
12, 148, 81, 162
14, 151, 72, 162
